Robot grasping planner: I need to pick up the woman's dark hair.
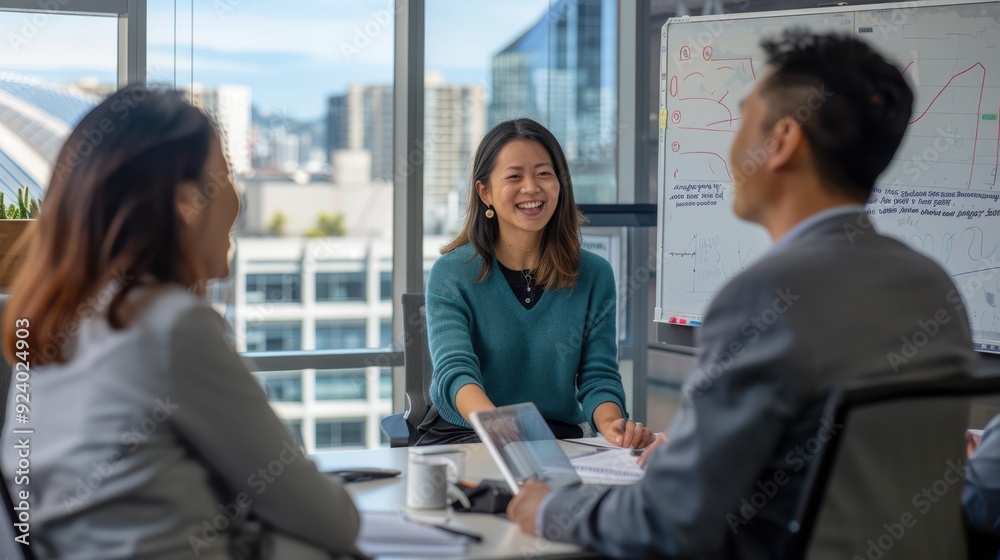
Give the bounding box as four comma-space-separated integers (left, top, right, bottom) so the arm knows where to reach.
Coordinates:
3, 85, 217, 365
442, 118, 586, 290
760, 30, 914, 200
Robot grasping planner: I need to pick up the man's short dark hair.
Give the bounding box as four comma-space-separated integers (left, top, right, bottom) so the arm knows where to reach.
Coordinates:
760, 30, 913, 201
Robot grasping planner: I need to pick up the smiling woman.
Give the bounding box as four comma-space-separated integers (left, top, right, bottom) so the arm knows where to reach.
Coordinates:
418, 118, 656, 450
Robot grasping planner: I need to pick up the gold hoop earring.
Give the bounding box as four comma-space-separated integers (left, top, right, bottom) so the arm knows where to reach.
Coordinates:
485, 206, 495, 219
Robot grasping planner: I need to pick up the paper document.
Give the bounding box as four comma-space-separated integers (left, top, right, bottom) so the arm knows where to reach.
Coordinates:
568, 448, 646, 485
565, 436, 620, 449
357, 511, 469, 557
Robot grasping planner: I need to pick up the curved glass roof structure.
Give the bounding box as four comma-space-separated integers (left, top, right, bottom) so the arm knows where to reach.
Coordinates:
0, 74, 98, 203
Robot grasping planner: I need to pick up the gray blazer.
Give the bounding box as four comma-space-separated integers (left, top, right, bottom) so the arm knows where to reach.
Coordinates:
540, 212, 979, 559
966, 414, 1000, 536
0, 286, 360, 559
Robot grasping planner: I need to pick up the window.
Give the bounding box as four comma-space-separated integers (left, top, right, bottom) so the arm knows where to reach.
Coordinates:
315, 419, 366, 448
315, 369, 367, 400
0, 11, 118, 201
246, 322, 302, 352
255, 372, 302, 402
246, 273, 301, 303
424, 0, 618, 248
379, 368, 392, 400
380, 319, 393, 349
380, 270, 392, 300
315, 271, 366, 302
150, 1, 395, 358
315, 321, 366, 350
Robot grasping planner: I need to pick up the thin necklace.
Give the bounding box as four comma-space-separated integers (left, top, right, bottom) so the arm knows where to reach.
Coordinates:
522, 269, 535, 304
508, 242, 537, 252
503, 236, 539, 252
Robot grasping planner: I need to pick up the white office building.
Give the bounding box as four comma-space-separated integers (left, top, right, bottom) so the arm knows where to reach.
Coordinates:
215, 151, 451, 451
226, 235, 449, 452
188, 84, 253, 176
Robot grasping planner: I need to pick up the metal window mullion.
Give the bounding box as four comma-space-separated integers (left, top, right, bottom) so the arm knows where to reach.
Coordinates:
617, 0, 651, 423
242, 349, 403, 373
119, 0, 145, 87
391, 0, 425, 414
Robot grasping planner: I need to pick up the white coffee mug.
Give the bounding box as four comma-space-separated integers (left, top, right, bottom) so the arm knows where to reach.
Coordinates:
406, 449, 468, 509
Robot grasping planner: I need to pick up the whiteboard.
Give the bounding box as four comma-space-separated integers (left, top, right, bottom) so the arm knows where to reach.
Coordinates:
654, 0, 1000, 354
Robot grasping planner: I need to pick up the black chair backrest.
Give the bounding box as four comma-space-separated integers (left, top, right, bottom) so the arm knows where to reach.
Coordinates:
0, 295, 32, 560
401, 293, 433, 443
0, 295, 11, 432
787, 374, 1000, 560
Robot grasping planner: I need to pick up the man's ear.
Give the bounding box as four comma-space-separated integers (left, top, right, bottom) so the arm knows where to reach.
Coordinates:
765, 117, 804, 172
475, 180, 491, 207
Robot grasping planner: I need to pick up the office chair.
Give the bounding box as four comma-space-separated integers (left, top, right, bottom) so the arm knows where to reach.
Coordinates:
0, 295, 33, 560
0, 295, 11, 432
786, 374, 1000, 560
380, 293, 435, 447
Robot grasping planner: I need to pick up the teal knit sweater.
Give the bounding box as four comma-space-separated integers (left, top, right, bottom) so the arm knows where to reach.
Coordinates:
426, 243, 627, 430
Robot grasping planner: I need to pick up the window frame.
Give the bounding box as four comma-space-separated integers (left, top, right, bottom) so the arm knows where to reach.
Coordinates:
0, 0, 145, 88
7, 0, 653, 420
244, 0, 658, 420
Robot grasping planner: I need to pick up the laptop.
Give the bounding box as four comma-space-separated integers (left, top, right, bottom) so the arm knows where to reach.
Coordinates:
469, 402, 583, 494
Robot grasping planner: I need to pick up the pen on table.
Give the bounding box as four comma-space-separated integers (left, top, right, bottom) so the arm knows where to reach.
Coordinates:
430, 523, 484, 542
405, 515, 483, 542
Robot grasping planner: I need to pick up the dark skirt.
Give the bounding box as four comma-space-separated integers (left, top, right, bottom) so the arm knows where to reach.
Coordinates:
414, 407, 586, 446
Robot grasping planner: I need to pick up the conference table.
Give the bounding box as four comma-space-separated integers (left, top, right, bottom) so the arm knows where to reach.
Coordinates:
311, 441, 604, 559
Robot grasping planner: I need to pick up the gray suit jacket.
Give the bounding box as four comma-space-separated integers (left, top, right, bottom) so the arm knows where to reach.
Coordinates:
966, 414, 1000, 536
0, 286, 360, 559
540, 212, 979, 559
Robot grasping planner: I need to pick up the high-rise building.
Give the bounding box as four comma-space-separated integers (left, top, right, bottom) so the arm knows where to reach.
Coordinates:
273, 125, 300, 173
188, 84, 253, 176
423, 73, 486, 234
489, 0, 617, 203
326, 76, 486, 233
326, 95, 349, 157
327, 85, 393, 183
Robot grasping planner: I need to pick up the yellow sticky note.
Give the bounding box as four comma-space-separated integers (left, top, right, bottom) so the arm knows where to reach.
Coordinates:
659, 109, 668, 129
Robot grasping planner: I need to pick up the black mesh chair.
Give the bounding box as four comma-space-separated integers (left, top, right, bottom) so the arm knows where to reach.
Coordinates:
0, 295, 33, 559
0, 295, 11, 432
380, 293, 435, 447
786, 374, 1000, 560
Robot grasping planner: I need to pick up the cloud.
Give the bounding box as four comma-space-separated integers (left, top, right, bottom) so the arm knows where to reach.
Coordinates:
149, 12, 394, 65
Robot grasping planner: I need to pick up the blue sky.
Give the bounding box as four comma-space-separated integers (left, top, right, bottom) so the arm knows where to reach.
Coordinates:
0, 1, 550, 121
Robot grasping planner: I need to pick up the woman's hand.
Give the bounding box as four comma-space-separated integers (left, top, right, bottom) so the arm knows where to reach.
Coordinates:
597, 416, 656, 449
592, 402, 656, 448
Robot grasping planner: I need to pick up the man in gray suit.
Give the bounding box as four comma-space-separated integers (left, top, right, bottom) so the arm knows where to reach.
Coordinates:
507, 31, 979, 558
967, 415, 1000, 537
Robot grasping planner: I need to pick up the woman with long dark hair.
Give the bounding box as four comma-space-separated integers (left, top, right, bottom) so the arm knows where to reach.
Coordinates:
420, 118, 656, 448
1, 86, 360, 559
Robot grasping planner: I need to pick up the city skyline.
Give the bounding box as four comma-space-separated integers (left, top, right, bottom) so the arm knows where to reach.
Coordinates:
0, 1, 551, 121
